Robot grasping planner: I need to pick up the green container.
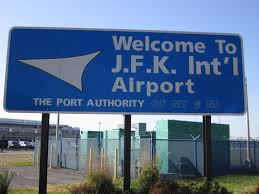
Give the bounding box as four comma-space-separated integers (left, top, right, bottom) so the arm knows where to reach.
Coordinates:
155, 120, 229, 174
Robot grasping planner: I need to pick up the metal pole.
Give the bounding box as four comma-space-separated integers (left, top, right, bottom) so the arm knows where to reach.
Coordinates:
152, 130, 156, 160
98, 122, 101, 155
76, 133, 79, 171
114, 148, 118, 180
150, 131, 153, 160
245, 78, 251, 167
56, 113, 60, 141
189, 134, 200, 170
119, 133, 122, 175
195, 139, 198, 170
39, 113, 50, 194
88, 147, 92, 176
132, 136, 136, 177
203, 115, 212, 181
123, 115, 131, 191
55, 113, 60, 167
59, 130, 63, 167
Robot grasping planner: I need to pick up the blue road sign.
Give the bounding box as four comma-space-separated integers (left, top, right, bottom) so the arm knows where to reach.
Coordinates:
4, 27, 246, 114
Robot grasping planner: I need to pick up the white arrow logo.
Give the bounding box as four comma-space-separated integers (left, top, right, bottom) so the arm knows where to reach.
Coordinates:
19, 51, 101, 92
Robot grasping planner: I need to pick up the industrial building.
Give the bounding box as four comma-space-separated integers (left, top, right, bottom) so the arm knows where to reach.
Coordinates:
33, 119, 259, 178
155, 120, 229, 176
80, 119, 229, 176
80, 123, 154, 177
0, 118, 80, 141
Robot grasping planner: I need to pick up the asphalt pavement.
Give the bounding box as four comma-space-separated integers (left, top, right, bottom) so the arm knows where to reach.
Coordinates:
10, 166, 86, 188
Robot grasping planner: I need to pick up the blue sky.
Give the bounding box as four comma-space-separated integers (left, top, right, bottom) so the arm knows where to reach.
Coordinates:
0, 0, 258, 137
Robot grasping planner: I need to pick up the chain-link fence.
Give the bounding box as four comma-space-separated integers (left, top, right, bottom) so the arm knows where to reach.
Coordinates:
34, 138, 259, 178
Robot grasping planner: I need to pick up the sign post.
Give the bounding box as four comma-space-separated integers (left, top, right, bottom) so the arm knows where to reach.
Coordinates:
39, 113, 50, 194
203, 115, 212, 181
123, 115, 131, 191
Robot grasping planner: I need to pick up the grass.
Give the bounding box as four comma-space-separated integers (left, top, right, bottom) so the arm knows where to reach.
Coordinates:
9, 187, 38, 194
0, 151, 33, 167
9, 184, 71, 194
176, 174, 259, 194
214, 174, 259, 193
4, 159, 33, 167
8, 174, 259, 194
116, 174, 259, 193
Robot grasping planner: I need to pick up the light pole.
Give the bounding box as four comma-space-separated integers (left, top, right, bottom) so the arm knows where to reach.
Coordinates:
245, 78, 252, 168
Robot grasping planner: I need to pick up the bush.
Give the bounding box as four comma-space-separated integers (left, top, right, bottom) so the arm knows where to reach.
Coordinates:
149, 180, 178, 194
0, 166, 15, 194
113, 178, 140, 194
87, 171, 117, 194
180, 179, 229, 194
141, 163, 229, 194
253, 187, 259, 194
68, 183, 95, 194
148, 179, 229, 194
149, 179, 194, 194
68, 178, 125, 194
138, 160, 160, 194
131, 179, 141, 192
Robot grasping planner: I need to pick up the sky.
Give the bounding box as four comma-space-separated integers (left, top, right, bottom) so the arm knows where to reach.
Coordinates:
0, 0, 258, 138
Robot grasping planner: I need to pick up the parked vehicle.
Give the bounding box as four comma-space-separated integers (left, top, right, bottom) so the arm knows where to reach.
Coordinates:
0, 140, 8, 150
18, 141, 27, 148
8, 140, 21, 149
24, 141, 35, 149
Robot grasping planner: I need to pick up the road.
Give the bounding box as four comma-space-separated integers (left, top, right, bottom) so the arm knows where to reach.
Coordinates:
10, 166, 85, 188
0, 150, 32, 165
0, 150, 85, 188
